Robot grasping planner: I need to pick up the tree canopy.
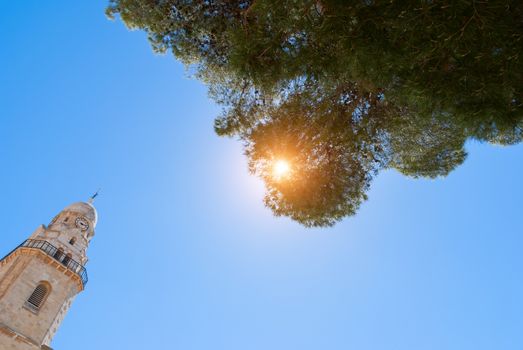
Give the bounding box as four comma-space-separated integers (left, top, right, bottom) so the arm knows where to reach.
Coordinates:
107, 0, 523, 226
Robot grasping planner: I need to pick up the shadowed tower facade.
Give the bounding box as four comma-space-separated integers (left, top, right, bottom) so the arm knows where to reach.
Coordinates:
0, 201, 98, 350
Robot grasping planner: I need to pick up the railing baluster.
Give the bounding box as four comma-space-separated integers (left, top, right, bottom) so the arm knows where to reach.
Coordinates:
1, 239, 88, 287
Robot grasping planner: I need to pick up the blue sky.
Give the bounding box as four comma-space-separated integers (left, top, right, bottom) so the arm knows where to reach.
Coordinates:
1, 2, 522, 349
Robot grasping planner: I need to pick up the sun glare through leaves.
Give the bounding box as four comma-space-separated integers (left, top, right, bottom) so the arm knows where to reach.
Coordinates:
272, 159, 291, 180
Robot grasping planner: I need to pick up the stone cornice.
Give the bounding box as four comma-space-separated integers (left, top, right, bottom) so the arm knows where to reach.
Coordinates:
0, 322, 41, 349
0, 247, 84, 292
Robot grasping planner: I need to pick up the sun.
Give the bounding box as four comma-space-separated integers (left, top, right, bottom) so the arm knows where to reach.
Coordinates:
273, 159, 291, 179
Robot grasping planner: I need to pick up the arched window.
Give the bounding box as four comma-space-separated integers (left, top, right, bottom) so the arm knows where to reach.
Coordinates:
25, 283, 50, 312
69, 237, 76, 245
62, 253, 72, 267
53, 247, 64, 261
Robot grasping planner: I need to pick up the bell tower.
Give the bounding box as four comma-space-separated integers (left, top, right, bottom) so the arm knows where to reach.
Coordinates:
0, 200, 98, 350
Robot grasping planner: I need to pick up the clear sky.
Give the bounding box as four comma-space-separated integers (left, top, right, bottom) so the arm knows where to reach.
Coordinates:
1, 2, 522, 350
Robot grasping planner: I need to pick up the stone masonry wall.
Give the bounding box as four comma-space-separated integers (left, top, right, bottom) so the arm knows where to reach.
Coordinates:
0, 252, 80, 349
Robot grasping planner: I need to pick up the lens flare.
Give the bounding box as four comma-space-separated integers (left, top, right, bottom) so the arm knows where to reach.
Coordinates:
273, 159, 291, 179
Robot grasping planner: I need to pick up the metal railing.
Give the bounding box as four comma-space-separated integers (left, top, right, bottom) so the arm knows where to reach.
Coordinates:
1, 239, 88, 286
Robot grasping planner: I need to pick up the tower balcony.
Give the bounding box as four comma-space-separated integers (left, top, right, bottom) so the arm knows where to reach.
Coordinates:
1, 239, 88, 287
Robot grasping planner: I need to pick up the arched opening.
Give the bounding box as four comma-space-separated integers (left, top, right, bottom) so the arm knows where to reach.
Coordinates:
53, 247, 64, 261
69, 237, 76, 245
25, 282, 51, 312
62, 253, 72, 267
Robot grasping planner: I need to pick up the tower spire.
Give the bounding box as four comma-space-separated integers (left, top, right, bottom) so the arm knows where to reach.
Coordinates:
88, 188, 101, 204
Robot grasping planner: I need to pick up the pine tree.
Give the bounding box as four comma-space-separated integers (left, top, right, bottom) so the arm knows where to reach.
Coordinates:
107, 0, 523, 226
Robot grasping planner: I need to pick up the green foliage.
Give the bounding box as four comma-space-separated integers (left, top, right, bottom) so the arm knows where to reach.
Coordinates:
243, 79, 382, 226
387, 111, 468, 178
107, 0, 523, 226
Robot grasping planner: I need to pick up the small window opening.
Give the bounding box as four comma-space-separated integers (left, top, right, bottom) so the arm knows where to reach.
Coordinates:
53, 247, 64, 261
64, 217, 69, 223
26, 283, 50, 311
62, 253, 72, 267
69, 237, 76, 245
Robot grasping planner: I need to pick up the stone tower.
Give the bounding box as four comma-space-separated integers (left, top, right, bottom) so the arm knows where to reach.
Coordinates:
0, 200, 98, 350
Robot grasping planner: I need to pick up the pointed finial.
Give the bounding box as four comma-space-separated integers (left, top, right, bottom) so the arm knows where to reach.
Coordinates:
88, 188, 101, 204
